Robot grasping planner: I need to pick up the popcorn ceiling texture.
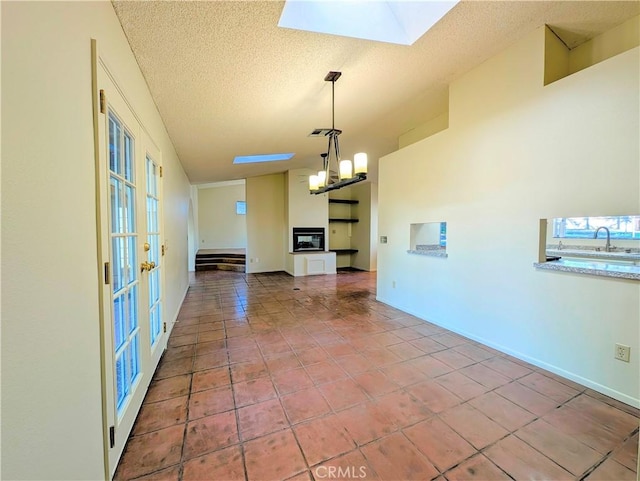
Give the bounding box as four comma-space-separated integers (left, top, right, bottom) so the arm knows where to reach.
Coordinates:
112, 1, 639, 184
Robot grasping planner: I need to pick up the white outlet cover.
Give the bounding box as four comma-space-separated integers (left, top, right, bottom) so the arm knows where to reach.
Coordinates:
615, 343, 631, 362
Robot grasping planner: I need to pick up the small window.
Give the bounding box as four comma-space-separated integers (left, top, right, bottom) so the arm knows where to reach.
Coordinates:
410, 222, 447, 250
236, 201, 246, 215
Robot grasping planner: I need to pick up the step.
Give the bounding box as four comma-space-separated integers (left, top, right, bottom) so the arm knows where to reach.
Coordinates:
196, 252, 247, 259
195, 257, 246, 265
195, 263, 245, 272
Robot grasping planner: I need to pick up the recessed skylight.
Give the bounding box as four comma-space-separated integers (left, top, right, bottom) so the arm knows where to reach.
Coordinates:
233, 153, 295, 164
278, 1, 459, 46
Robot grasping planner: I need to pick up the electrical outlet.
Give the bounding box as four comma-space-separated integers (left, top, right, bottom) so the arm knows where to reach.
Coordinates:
615, 343, 630, 362
392, 281, 396, 288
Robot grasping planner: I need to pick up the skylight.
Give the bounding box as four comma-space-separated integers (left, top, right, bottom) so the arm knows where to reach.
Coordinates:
233, 153, 295, 164
278, 1, 459, 46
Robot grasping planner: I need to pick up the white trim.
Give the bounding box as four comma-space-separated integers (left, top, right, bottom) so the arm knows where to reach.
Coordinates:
375, 295, 640, 409
98, 57, 161, 154
166, 284, 190, 337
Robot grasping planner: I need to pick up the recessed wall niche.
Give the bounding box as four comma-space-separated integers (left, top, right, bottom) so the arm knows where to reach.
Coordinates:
409, 222, 447, 257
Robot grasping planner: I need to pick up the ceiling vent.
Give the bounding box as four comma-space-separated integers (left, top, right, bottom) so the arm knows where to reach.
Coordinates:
308, 128, 338, 137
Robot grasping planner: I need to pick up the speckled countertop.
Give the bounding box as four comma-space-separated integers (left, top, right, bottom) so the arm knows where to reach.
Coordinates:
538, 243, 640, 280
408, 245, 448, 258
534, 259, 640, 281
546, 244, 640, 262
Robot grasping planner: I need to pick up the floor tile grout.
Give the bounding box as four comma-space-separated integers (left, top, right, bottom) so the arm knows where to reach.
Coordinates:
116, 271, 639, 481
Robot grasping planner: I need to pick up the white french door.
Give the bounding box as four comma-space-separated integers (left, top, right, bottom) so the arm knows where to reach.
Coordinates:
145, 149, 165, 369
93, 47, 167, 478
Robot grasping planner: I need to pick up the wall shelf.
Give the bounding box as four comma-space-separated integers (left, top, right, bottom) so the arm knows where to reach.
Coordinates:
328, 196, 360, 269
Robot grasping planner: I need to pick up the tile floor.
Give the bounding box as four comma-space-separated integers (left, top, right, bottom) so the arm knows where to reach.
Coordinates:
115, 270, 639, 481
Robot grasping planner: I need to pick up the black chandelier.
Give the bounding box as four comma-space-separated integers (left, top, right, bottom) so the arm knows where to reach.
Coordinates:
309, 71, 367, 194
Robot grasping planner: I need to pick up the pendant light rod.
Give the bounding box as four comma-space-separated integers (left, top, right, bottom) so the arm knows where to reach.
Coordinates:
331, 75, 335, 131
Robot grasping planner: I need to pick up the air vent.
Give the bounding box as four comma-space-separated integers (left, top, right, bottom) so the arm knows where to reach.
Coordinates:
308, 128, 342, 137
308, 128, 331, 137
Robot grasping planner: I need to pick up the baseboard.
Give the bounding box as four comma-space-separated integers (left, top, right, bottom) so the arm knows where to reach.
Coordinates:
167, 283, 190, 337
376, 295, 640, 409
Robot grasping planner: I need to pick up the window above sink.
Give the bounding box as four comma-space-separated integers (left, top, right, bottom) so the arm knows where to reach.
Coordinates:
534, 216, 640, 281
552, 215, 640, 240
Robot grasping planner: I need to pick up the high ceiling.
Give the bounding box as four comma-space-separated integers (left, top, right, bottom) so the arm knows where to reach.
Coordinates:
112, 1, 640, 185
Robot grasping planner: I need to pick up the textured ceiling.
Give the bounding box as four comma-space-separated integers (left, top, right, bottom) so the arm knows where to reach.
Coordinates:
112, 1, 640, 184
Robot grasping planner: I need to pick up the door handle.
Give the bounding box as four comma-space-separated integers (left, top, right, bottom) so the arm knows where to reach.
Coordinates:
140, 261, 154, 272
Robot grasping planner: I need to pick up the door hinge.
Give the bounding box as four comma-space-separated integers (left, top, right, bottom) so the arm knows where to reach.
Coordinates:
163, 322, 167, 333
159, 166, 163, 178
109, 426, 115, 448
161, 244, 165, 256
104, 262, 110, 285
99, 89, 106, 114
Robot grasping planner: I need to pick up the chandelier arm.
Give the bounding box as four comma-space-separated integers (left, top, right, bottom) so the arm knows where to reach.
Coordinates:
325, 138, 331, 184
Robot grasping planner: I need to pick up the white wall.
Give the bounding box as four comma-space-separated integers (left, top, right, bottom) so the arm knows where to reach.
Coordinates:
246, 174, 286, 273
378, 27, 639, 406
187, 186, 199, 271
197, 182, 246, 249
1, 2, 191, 479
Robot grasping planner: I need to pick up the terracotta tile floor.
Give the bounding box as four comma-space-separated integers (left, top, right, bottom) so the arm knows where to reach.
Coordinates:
115, 270, 639, 481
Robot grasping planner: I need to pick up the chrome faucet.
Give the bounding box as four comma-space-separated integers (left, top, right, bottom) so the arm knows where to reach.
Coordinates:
593, 226, 611, 252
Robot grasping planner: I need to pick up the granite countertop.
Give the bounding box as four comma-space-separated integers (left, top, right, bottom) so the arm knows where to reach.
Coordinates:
534, 259, 640, 281
408, 245, 448, 258
546, 246, 640, 262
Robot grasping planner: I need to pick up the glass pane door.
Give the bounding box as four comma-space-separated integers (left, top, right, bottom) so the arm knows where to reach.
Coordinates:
146, 156, 162, 348
109, 112, 141, 414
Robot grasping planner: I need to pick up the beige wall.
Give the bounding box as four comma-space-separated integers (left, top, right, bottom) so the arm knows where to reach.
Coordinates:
286, 168, 329, 252
1, 1, 191, 479
197, 182, 247, 249
378, 27, 639, 406
399, 111, 449, 149
246, 174, 286, 273
569, 15, 640, 75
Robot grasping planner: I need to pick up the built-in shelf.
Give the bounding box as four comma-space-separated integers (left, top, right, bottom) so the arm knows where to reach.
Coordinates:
328, 197, 359, 269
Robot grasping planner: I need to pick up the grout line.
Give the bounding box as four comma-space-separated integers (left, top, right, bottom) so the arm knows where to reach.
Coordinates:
119, 271, 638, 481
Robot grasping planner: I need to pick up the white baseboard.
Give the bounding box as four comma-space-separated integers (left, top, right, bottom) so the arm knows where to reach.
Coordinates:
167, 283, 190, 337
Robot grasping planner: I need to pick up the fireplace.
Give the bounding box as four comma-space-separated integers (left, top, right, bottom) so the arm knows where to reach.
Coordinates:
292, 227, 325, 252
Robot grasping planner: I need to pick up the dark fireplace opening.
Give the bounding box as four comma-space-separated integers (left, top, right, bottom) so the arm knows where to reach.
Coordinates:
293, 227, 325, 252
